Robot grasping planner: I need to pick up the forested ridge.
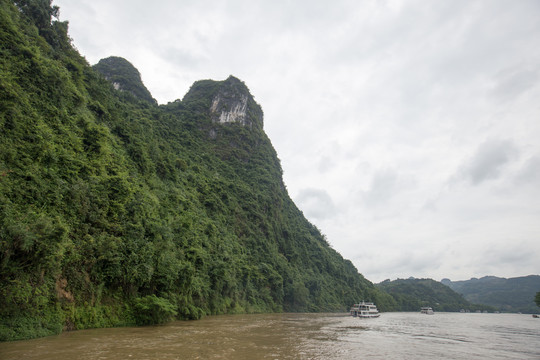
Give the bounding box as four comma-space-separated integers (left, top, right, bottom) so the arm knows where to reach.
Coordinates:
442, 275, 540, 314
0, 0, 395, 341
377, 278, 495, 312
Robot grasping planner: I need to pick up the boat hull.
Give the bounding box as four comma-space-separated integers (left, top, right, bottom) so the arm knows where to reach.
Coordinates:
350, 301, 380, 318
356, 313, 380, 318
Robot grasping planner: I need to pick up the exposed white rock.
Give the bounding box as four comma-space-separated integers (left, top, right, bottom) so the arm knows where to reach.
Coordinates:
210, 93, 249, 126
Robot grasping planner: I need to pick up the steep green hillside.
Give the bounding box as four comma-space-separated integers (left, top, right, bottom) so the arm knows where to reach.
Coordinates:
377, 278, 494, 312
93, 56, 156, 104
442, 275, 540, 313
0, 0, 393, 341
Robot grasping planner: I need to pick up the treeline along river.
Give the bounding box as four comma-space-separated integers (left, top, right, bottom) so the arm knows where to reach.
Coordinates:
1, 312, 539, 359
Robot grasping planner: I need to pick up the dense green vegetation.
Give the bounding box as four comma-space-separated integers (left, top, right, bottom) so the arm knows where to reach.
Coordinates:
377, 278, 494, 312
442, 275, 540, 313
93, 56, 156, 104
0, 0, 394, 341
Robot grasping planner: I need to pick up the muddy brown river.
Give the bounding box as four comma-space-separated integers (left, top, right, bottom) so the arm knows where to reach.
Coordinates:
1, 312, 539, 359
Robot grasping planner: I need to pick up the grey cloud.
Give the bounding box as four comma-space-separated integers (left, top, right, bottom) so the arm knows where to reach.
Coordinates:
317, 142, 342, 173
477, 242, 537, 275
362, 169, 418, 208
363, 169, 399, 207
491, 67, 539, 102
515, 155, 540, 185
459, 139, 519, 185
294, 188, 336, 221
317, 155, 335, 173
353, 249, 443, 282
161, 47, 207, 69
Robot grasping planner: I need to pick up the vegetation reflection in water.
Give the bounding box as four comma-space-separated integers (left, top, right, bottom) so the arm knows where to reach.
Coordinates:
1, 312, 539, 360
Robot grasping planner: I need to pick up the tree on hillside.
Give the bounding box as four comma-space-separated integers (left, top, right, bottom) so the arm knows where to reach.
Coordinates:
535, 292, 540, 307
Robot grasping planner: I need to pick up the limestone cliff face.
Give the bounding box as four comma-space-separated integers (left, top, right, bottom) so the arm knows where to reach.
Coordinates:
210, 91, 248, 125
208, 76, 264, 130
181, 75, 264, 130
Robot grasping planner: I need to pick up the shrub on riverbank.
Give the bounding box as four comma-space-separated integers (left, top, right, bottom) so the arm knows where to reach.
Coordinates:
133, 295, 178, 325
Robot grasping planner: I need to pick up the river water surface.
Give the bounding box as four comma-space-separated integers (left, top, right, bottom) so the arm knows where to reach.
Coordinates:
1, 312, 539, 359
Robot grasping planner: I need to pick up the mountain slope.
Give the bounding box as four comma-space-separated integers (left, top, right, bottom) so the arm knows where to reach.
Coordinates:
377, 278, 494, 312
0, 0, 393, 341
441, 275, 540, 313
93, 56, 156, 104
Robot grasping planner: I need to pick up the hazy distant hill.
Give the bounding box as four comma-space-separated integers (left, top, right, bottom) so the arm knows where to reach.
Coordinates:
377, 278, 493, 312
441, 275, 540, 313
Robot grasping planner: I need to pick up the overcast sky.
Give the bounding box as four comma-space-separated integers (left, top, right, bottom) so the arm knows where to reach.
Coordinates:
53, 0, 540, 283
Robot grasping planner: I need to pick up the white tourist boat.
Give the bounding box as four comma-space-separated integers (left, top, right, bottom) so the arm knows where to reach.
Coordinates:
350, 301, 380, 318
420, 307, 434, 315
